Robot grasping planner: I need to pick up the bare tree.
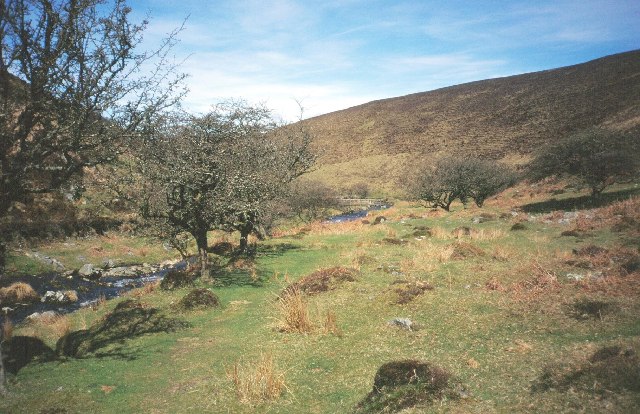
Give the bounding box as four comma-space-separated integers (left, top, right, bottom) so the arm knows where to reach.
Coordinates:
0, 0, 186, 270
135, 102, 315, 277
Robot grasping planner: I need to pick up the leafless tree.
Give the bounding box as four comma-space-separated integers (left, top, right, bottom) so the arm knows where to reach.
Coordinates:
0, 0, 186, 270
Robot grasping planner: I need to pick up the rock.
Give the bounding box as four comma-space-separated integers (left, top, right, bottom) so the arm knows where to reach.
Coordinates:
372, 216, 387, 225
566, 273, 585, 281
103, 266, 141, 278
78, 263, 101, 279
471, 214, 495, 224
41, 290, 78, 304
26, 310, 58, 323
102, 258, 119, 269
388, 318, 415, 331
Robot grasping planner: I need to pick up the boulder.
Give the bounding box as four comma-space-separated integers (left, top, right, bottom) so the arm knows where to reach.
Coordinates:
78, 263, 101, 279
41, 290, 78, 304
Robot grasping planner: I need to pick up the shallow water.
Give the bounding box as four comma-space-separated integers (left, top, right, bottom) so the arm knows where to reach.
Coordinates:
1, 260, 189, 325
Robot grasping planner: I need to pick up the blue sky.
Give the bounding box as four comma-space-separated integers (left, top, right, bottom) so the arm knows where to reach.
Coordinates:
133, 0, 639, 120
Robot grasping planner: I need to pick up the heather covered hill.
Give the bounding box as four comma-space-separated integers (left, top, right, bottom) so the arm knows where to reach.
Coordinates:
302, 50, 640, 193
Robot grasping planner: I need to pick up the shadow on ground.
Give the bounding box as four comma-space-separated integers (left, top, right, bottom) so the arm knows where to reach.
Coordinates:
521, 187, 639, 214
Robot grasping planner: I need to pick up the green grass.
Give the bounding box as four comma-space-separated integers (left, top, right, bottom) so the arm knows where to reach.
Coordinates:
2, 190, 639, 413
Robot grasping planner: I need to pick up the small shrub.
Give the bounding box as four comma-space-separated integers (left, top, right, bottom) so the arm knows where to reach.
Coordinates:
0, 282, 40, 305
276, 288, 313, 334
226, 353, 287, 404
510, 222, 527, 231
178, 288, 220, 311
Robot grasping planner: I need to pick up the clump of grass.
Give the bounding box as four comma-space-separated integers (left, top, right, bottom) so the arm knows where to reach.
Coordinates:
160, 269, 195, 291
131, 280, 160, 298
0, 282, 40, 305
226, 353, 287, 404
449, 241, 485, 260
469, 228, 505, 241
485, 277, 506, 291
282, 266, 358, 296
567, 297, 618, 320
322, 309, 342, 336
2, 318, 13, 340
355, 360, 463, 413
275, 288, 313, 334
392, 280, 434, 304
532, 343, 640, 395
510, 222, 527, 231
177, 288, 220, 311
22, 313, 72, 344
511, 261, 560, 300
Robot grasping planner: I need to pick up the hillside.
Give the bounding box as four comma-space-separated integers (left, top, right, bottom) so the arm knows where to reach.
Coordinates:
302, 50, 640, 194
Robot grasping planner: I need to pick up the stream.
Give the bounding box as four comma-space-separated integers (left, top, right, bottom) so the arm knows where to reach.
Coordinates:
326, 203, 392, 223
1, 260, 190, 325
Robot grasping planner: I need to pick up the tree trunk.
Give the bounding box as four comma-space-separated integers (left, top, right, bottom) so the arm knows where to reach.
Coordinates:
239, 227, 251, 252
193, 230, 209, 279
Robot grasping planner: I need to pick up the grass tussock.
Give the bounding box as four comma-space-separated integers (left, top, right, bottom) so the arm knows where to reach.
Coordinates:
226, 353, 287, 404
2, 318, 13, 340
511, 261, 560, 300
322, 309, 342, 336
21, 313, 72, 344
355, 360, 462, 413
282, 266, 358, 296
0, 282, 40, 305
532, 343, 640, 396
392, 280, 434, 304
275, 288, 313, 334
130, 280, 160, 298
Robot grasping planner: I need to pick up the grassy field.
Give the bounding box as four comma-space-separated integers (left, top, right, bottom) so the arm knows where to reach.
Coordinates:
1, 183, 639, 413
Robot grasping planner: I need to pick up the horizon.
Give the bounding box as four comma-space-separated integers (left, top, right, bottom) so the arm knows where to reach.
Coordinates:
133, 0, 640, 121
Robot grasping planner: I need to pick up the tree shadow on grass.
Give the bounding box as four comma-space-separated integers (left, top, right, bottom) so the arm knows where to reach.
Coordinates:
57, 300, 190, 359
521, 187, 639, 214
255, 242, 301, 258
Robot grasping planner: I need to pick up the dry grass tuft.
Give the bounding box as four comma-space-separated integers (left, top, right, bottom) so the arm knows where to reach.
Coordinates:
485, 277, 506, 291
23, 313, 72, 342
449, 241, 486, 260
0, 282, 40, 305
392, 280, 434, 304
276, 288, 313, 334
131, 280, 160, 298
2, 318, 13, 340
227, 353, 287, 404
469, 228, 506, 241
511, 261, 560, 300
322, 309, 342, 336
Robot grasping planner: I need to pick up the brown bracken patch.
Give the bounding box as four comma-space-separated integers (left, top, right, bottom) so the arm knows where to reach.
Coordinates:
281, 266, 358, 296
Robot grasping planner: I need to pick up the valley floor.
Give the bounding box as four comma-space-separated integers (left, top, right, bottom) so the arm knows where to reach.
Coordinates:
1, 183, 639, 413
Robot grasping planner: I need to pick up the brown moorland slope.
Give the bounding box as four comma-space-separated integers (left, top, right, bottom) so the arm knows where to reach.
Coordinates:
302, 50, 640, 194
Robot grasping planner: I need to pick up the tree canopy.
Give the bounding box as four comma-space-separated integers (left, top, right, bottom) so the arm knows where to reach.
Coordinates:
0, 0, 185, 269
412, 157, 516, 211
528, 128, 639, 196
133, 102, 315, 277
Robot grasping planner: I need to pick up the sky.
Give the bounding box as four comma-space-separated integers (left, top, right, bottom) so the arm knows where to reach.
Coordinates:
132, 0, 640, 121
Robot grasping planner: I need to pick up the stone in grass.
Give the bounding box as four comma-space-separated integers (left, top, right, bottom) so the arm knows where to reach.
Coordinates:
354, 360, 466, 413
387, 318, 421, 331
177, 288, 220, 310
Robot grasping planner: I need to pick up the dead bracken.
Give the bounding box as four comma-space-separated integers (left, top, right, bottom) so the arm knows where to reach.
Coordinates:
281, 266, 358, 296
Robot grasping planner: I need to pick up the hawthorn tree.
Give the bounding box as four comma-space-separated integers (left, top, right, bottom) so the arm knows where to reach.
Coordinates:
413, 157, 516, 210
528, 128, 639, 197
0, 0, 184, 394
0, 0, 186, 270
286, 178, 340, 222
135, 102, 315, 277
